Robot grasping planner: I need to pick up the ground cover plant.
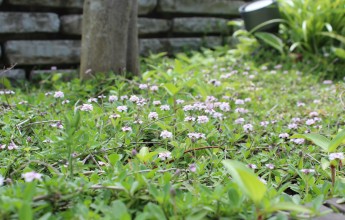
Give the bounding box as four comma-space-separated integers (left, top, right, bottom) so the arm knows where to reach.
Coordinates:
239, 0, 345, 80
1, 47, 345, 219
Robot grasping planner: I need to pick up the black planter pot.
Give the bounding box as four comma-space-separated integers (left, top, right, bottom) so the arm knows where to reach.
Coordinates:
239, 0, 280, 33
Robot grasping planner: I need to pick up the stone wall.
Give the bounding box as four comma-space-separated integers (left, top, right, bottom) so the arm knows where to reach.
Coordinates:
0, 0, 248, 79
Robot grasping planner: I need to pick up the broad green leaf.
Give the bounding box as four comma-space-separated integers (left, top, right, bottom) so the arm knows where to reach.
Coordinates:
249, 19, 285, 34
319, 32, 345, 44
163, 83, 179, 96
328, 129, 345, 152
333, 47, 345, 59
290, 134, 330, 152
222, 160, 267, 204
267, 202, 312, 213
136, 147, 157, 162
321, 158, 330, 170
0, 77, 12, 89
145, 203, 167, 220
109, 200, 131, 220
186, 211, 208, 220
255, 32, 284, 54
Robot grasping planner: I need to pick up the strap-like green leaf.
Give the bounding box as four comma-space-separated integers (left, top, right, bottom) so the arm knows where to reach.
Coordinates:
222, 160, 267, 205
290, 133, 330, 152
328, 129, 345, 152
267, 202, 312, 213
255, 32, 284, 55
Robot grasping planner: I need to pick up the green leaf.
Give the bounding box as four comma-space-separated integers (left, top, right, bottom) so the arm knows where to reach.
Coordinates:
249, 19, 285, 34
267, 202, 312, 213
163, 83, 179, 96
333, 47, 345, 59
186, 211, 208, 220
136, 147, 157, 163
290, 133, 330, 152
109, 200, 131, 220
222, 160, 267, 204
255, 32, 284, 54
0, 77, 12, 89
144, 203, 167, 220
328, 129, 345, 152
319, 32, 345, 44
321, 158, 330, 170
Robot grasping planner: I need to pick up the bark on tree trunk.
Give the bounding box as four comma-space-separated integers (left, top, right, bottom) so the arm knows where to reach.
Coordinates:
80, 0, 139, 79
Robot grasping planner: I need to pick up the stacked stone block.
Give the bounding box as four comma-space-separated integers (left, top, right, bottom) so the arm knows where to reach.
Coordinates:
0, 0, 246, 79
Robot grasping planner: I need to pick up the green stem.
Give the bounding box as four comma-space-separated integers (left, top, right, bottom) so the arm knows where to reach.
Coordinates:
331, 164, 336, 195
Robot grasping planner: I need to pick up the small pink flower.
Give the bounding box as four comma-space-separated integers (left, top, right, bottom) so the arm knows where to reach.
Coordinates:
176, 99, 185, 104
22, 171, 42, 182
291, 138, 305, 145
62, 100, 70, 105
109, 114, 120, 119
309, 112, 319, 117
189, 163, 197, 172
244, 98, 251, 102
305, 119, 315, 126
7, 142, 19, 150
122, 126, 132, 132
88, 98, 98, 103
98, 95, 106, 99
98, 161, 108, 166
219, 102, 230, 112
184, 116, 196, 122
329, 153, 344, 161
160, 130, 173, 139
248, 164, 257, 169
209, 79, 221, 86
323, 80, 333, 85
265, 164, 275, 170
183, 105, 195, 111
158, 152, 172, 161
288, 123, 298, 129
0, 175, 4, 186
235, 99, 245, 105
80, 104, 93, 112
153, 100, 161, 106
148, 112, 159, 120
197, 116, 209, 124
260, 121, 269, 127
160, 105, 170, 111
18, 101, 28, 105
139, 84, 148, 90
297, 102, 305, 107
235, 108, 248, 114
235, 118, 245, 124
120, 95, 128, 100
187, 133, 206, 140
212, 112, 223, 119
133, 120, 143, 124
291, 117, 301, 123
300, 169, 315, 175
206, 96, 218, 102
150, 85, 159, 91
117, 106, 127, 112
53, 91, 64, 98
129, 95, 139, 102
243, 124, 253, 132
279, 133, 289, 139
259, 178, 267, 184
109, 95, 118, 103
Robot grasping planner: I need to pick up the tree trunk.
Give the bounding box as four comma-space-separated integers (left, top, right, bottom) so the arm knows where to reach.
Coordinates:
80, 0, 139, 79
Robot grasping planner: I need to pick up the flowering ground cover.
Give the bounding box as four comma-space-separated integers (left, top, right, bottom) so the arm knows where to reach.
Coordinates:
0, 48, 345, 219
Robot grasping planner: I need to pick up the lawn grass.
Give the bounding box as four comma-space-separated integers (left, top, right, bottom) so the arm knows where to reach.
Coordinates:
0, 47, 344, 219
